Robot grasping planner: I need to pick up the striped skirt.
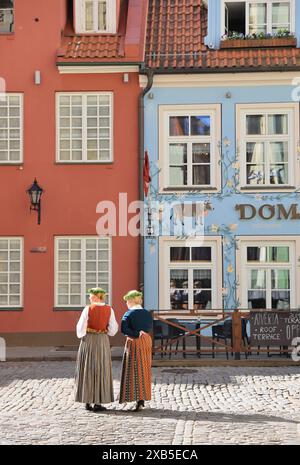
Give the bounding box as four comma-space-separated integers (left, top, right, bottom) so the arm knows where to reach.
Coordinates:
119, 332, 152, 403
74, 332, 114, 405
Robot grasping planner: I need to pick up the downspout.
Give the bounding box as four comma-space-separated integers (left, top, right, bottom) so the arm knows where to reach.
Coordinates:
138, 68, 154, 291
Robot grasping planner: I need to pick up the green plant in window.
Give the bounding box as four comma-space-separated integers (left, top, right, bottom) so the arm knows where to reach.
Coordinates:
223, 29, 294, 41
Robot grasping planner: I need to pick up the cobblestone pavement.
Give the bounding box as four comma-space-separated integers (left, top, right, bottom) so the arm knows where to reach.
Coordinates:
0, 362, 300, 445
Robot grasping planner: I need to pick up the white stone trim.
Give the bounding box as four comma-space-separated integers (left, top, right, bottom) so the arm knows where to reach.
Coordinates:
236, 235, 300, 309
54, 236, 112, 307
0, 93, 23, 164
158, 104, 221, 192
158, 236, 223, 311
236, 102, 300, 190
74, 0, 116, 34
58, 65, 140, 75
56, 91, 113, 163
139, 72, 300, 88
0, 237, 23, 308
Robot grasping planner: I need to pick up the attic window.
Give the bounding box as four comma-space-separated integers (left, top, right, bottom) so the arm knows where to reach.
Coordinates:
0, 0, 14, 33
75, 0, 116, 34
225, 2, 246, 35
223, 1, 294, 37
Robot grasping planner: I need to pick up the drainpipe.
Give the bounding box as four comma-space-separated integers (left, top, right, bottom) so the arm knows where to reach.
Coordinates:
138, 68, 154, 291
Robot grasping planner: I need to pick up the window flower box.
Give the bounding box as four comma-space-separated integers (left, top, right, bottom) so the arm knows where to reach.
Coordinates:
220, 37, 297, 49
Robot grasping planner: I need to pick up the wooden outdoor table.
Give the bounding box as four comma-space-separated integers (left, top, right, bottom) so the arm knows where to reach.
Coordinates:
152, 311, 228, 358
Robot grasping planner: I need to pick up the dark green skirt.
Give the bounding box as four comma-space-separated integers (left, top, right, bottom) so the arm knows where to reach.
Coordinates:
74, 333, 114, 404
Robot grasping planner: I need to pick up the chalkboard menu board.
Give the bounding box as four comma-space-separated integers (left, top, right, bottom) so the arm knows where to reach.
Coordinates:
250, 311, 300, 346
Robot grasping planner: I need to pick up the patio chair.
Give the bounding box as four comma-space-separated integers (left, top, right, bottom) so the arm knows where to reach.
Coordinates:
164, 318, 186, 359
212, 318, 250, 359
153, 320, 169, 358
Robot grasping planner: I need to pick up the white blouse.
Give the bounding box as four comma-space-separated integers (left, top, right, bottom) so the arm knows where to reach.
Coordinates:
76, 302, 118, 339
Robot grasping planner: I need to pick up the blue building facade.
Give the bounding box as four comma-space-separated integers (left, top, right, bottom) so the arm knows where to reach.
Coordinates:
142, 0, 300, 314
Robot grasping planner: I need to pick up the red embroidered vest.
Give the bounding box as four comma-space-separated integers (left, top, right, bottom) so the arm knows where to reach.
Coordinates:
87, 304, 111, 332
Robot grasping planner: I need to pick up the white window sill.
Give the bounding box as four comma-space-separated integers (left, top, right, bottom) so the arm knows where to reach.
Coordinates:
55, 161, 113, 165
240, 185, 297, 192
0, 307, 23, 311
0, 162, 23, 165
53, 307, 83, 311
160, 187, 219, 193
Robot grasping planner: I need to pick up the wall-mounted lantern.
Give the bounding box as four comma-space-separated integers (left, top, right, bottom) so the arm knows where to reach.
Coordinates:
26, 178, 43, 225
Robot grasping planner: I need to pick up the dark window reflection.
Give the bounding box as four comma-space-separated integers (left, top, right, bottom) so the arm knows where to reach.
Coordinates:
169, 116, 189, 136
191, 116, 210, 136
271, 291, 290, 309
248, 291, 266, 309
247, 246, 289, 262
170, 290, 188, 310
170, 247, 190, 261
170, 269, 189, 310
194, 290, 211, 309
247, 247, 266, 262
246, 115, 264, 135
192, 143, 210, 163
193, 166, 210, 185
191, 247, 211, 261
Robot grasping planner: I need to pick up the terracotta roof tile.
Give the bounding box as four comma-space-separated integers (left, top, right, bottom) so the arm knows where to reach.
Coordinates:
57, 34, 125, 61
145, 0, 300, 71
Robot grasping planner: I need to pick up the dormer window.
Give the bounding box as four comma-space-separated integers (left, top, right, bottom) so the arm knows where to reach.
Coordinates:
0, 0, 14, 33
222, 1, 295, 37
74, 0, 116, 34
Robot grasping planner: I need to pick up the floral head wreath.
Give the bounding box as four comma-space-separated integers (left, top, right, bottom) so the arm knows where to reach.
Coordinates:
88, 287, 106, 296
123, 290, 143, 301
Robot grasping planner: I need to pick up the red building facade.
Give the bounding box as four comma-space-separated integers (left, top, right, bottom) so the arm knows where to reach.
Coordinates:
0, 0, 147, 346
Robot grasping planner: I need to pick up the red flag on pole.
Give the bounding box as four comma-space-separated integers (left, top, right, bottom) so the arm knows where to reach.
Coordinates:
143, 151, 151, 197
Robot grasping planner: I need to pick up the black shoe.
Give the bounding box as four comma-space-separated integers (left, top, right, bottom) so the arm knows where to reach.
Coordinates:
134, 400, 145, 412
93, 404, 107, 412
85, 403, 93, 411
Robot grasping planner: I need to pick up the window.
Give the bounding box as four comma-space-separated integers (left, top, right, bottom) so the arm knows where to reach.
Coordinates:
237, 238, 296, 309
55, 236, 111, 308
159, 105, 221, 191
74, 0, 116, 33
225, 2, 246, 34
237, 103, 299, 189
223, 1, 294, 36
159, 238, 222, 310
0, 238, 23, 308
56, 93, 113, 163
0, 0, 14, 33
0, 94, 23, 163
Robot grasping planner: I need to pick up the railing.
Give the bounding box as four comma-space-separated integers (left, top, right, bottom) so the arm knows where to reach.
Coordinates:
151, 309, 300, 361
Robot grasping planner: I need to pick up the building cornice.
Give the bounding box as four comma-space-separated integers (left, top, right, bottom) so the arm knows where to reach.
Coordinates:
57, 64, 140, 74
139, 71, 300, 88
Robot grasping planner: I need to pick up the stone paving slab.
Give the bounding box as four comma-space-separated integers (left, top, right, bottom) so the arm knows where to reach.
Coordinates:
0, 362, 299, 445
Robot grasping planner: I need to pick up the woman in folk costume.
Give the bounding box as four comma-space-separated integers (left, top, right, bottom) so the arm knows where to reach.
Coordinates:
75, 287, 118, 412
119, 290, 153, 412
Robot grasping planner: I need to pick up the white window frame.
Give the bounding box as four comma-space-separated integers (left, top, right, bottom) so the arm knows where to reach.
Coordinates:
159, 104, 221, 192
74, 0, 117, 34
0, 1, 14, 34
236, 236, 300, 309
54, 236, 112, 308
56, 92, 113, 163
0, 237, 23, 309
159, 237, 223, 311
0, 93, 23, 164
221, 0, 295, 36
236, 102, 299, 190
